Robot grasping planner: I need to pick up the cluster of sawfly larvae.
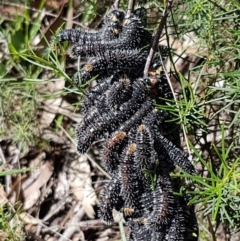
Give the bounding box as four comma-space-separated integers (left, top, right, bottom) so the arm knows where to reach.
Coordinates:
55, 6, 198, 241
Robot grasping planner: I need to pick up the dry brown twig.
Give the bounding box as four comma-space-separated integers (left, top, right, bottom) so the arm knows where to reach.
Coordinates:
144, 0, 174, 77
160, 53, 192, 157
112, 0, 120, 10
126, 0, 136, 16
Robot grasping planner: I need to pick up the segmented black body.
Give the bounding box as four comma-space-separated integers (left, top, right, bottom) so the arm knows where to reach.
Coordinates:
101, 131, 126, 174
99, 174, 124, 224
54, 5, 198, 240
82, 76, 113, 113
67, 7, 151, 57
57, 29, 101, 44
166, 201, 186, 241
154, 131, 195, 175
74, 49, 149, 85
135, 124, 155, 169
57, 9, 125, 45
107, 78, 133, 109
121, 15, 152, 49
144, 171, 175, 231
119, 99, 154, 133
120, 144, 143, 216
101, 9, 126, 41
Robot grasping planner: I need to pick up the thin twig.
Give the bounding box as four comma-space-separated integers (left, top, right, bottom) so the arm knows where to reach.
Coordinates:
111, 0, 120, 10
59, 205, 85, 241
0, 145, 6, 165
143, 0, 174, 77
126, 0, 136, 16
118, 213, 127, 241
207, 213, 217, 241
86, 153, 111, 179
78, 219, 105, 228
160, 52, 192, 158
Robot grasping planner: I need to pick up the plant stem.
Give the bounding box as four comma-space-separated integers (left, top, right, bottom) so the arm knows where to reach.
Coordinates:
143, 0, 173, 77
126, 0, 136, 16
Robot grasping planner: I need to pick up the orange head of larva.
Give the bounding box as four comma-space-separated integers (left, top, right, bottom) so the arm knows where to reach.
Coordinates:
128, 143, 136, 154
138, 124, 146, 132
110, 14, 118, 22
116, 131, 126, 140
149, 77, 158, 86
84, 64, 93, 72
122, 207, 134, 215
123, 19, 130, 26
113, 28, 120, 35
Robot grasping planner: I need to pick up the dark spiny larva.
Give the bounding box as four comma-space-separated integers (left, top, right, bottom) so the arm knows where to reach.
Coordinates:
57, 29, 100, 44
144, 74, 173, 101
74, 50, 149, 85
101, 131, 127, 174
120, 99, 154, 133
120, 144, 143, 215
165, 201, 186, 241
99, 174, 124, 224
57, 9, 125, 45
69, 28, 151, 57
101, 9, 126, 41
121, 14, 152, 49
107, 78, 132, 109
144, 172, 175, 231
82, 76, 113, 113
154, 131, 195, 175
76, 108, 120, 153
71, 7, 150, 55
75, 123, 101, 154
135, 124, 155, 169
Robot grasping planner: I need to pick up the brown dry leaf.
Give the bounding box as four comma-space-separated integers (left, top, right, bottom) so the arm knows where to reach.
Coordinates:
82, 184, 98, 219
54, 171, 70, 199
23, 161, 54, 210
28, 152, 46, 169
68, 155, 98, 219
40, 97, 63, 128
23, 190, 41, 210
